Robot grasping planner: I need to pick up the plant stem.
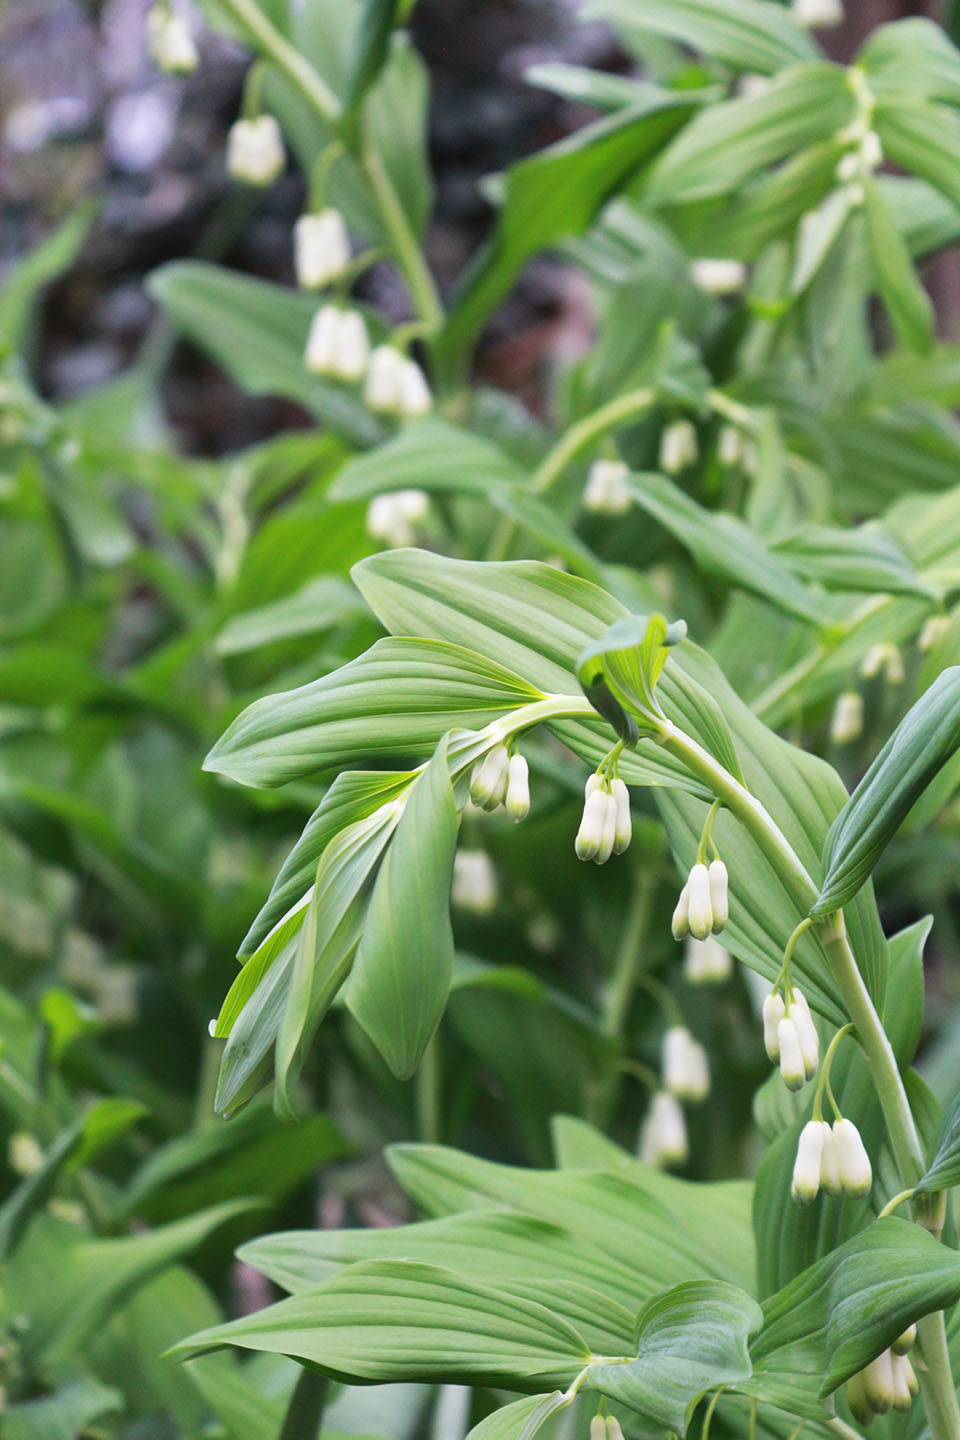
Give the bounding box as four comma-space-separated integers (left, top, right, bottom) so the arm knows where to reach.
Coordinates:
657, 719, 960, 1440
603, 868, 658, 1041
216, 0, 341, 125
415, 1031, 442, 1143
532, 387, 656, 497
279, 1366, 328, 1440
361, 144, 444, 335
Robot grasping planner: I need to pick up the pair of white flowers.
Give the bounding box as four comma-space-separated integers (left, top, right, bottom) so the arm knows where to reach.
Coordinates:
590, 1415, 625, 1440
660, 419, 698, 475
575, 774, 632, 865
470, 746, 530, 822
306, 309, 432, 417
683, 934, 732, 984
847, 1331, 918, 1421
366, 489, 430, 549
663, 1025, 710, 1102
762, 987, 819, 1090
791, 1116, 872, 1204
671, 861, 729, 942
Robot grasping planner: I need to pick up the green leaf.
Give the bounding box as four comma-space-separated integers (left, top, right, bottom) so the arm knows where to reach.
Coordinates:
0, 202, 98, 350
915, 1087, 960, 1194
328, 416, 526, 501
588, 1281, 763, 1434
582, 0, 817, 74
645, 63, 855, 205
437, 95, 696, 372
204, 637, 544, 788
875, 100, 960, 211
771, 521, 934, 599
577, 613, 687, 738
750, 1216, 960, 1406
860, 18, 960, 107
862, 175, 935, 353
275, 800, 402, 1110
240, 769, 414, 957
624, 472, 832, 625
345, 737, 458, 1078
214, 577, 367, 655
4, 1379, 122, 1440
171, 1258, 592, 1386
465, 1392, 567, 1440
345, 0, 400, 106
148, 262, 383, 446
812, 666, 960, 915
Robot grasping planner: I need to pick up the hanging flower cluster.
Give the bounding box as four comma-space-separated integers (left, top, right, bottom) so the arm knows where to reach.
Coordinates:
672, 860, 728, 941
575, 772, 631, 865
847, 1328, 919, 1422
470, 746, 530, 821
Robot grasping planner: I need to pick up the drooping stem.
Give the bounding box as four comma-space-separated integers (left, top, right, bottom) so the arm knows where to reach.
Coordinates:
531, 387, 656, 496
215, 0, 341, 124
361, 142, 444, 335
656, 719, 960, 1440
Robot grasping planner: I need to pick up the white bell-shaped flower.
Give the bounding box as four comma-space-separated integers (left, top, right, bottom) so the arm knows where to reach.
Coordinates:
818, 1122, 843, 1197
398, 357, 433, 418
660, 419, 698, 474
788, 988, 819, 1080
672, 883, 690, 941
294, 210, 351, 290
663, 1026, 710, 1102
226, 115, 285, 186
791, 0, 843, 27
611, 777, 632, 855
584, 458, 632, 515
690, 258, 747, 295
919, 614, 949, 652
686, 862, 713, 940
891, 1353, 917, 1412
833, 1117, 872, 1198
860, 642, 904, 685
707, 859, 728, 931
452, 849, 498, 914
762, 991, 785, 1061
863, 1349, 895, 1413
777, 1017, 806, 1091
605, 1418, 625, 1440
683, 934, 732, 984
639, 1091, 688, 1168
365, 488, 429, 548
718, 425, 743, 467
304, 304, 340, 375
830, 690, 863, 744
505, 753, 530, 822
469, 744, 510, 812
791, 1119, 827, 1205
892, 1324, 917, 1356
147, 5, 198, 73
335, 311, 371, 381
364, 345, 407, 413
589, 1417, 606, 1440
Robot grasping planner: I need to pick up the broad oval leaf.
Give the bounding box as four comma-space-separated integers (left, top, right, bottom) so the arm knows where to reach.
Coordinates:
811, 666, 960, 915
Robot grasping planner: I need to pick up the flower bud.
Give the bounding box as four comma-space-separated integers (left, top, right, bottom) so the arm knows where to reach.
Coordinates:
891, 1353, 915, 1412
584, 459, 632, 515
686, 863, 713, 941
919, 615, 949, 652
611, 778, 632, 855
399, 358, 432, 418
147, 5, 198, 73
593, 790, 618, 866
860, 131, 883, 170
762, 991, 785, 1061
305, 304, 340, 375
892, 1324, 916, 1356
660, 419, 698, 475
590, 1417, 606, 1440
335, 311, 370, 381
365, 488, 429, 548
718, 425, 742, 467
690, 258, 747, 295
605, 1418, 624, 1440
791, 0, 843, 27
863, 1349, 895, 1414
452, 849, 497, 914
707, 859, 728, 931
576, 787, 609, 862
683, 935, 732, 984
470, 744, 510, 812
505, 753, 530, 822
787, 988, 819, 1080
663, 1026, 710, 1102
791, 1120, 827, 1205
778, 1018, 806, 1091
860, 642, 903, 685
294, 210, 351, 290
226, 115, 285, 186
639, 1091, 688, 1168
671, 883, 690, 941
833, 1117, 872, 1198
819, 1122, 843, 1197
830, 690, 863, 745
846, 1368, 873, 1426
9, 1132, 44, 1176
364, 345, 406, 413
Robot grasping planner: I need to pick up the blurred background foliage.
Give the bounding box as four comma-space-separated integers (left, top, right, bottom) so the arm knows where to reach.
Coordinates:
5, 0, 960, 1436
